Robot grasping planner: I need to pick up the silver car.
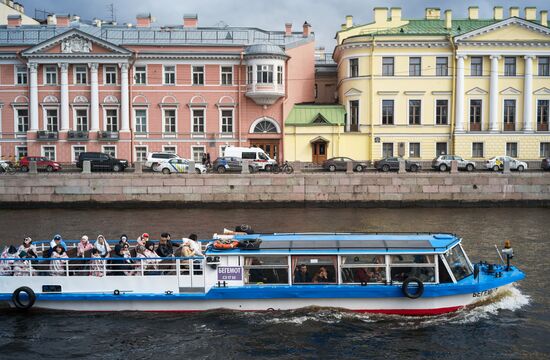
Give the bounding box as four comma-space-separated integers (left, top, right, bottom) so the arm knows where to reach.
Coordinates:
432, 155, 475, 172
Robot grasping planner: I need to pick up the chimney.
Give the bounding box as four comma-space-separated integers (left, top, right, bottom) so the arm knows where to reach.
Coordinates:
390, 8, 402, 22
345, 15, 353, 28
425, 8, 441, 20
56, 14, 70, 27
493, 6, 504, 20
340, 23, 347, 31
541, 11, 548, 27
7, 14, 21, 28
302, 21, 311, 37
445, 10, 452, 30
93, 18, 102, 27
525, 7, 536, 21
136, 13, 152, 28
510, 7, 520, 18
183, 14, 198, 28
468, 6, 479, 20
373, 7, 388, 24
285, 22, 292, 36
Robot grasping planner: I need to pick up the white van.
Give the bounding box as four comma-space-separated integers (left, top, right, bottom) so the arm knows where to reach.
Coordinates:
224, 146, 277, 170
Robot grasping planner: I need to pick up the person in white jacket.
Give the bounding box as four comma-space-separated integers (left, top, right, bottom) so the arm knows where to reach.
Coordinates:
94, 235, 111, 258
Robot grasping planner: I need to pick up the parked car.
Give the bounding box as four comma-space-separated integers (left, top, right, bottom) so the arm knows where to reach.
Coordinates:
485, 156, 527, 172
212, 157, 258, 173
152, 158, 207, 174
76, 152, 128, 172
322, 157, 368, 172
431, 155, 475, 172
374, 157, 421, 172
19, 156, 62, 172
224, 147, 277, 171
541, 158, 550, 171
144, 152, 179, 168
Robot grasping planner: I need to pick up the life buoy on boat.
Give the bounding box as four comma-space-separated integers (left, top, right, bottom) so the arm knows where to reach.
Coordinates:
401, 277, 424, 299
12, 286, 36, 310
213, 239, 240, 250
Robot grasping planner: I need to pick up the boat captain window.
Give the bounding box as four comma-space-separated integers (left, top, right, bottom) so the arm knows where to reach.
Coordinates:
444, 245, 472, 282
389, 254, 436, 283
292, 256, 337, 284
243, 256, 288, 285
341, 255, 386, 284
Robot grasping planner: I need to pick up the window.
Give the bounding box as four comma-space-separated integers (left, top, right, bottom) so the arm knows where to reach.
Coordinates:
470, 57, 483, 76
16, 65, 27, 85
105, 66, 117, 84
436, 57, 448, 76
506, 142, 518, 158
541, 142, 550, 157
277, 65, 283, 85
74, 65, 87, 84
472, 142, 484, 158
408, 100, 421, 125
349, 58, 359, 77
192, 66, 204, 85
46, 109, 58, 132
135, 109, 147, 133
539, 57, 550, 76
382, 57, 394, 76
503, 99, 516, 129
221, 109, 233, 133
103, 146, 116, 157
292, 256, 337, 284
409, 57, 421, 76
341, 255, 386, 284
409, 143, 420, 158
163, 109, 176, 133
106, 109, 118, 132
247, 65, 253, 84
73, 146, 85, 163
192, 146, 204, 163
537, 100, 549, 131
16, 109, 29, 133
504, 57, 516, 76
435, 99, 449, 125
163, 65, 175, 85
45, 66, 57, 85
253, 119, 278, 133
389, 254, 436, 283
192, 109, 205, 133
382, 100, 394, 125
134, 66, 147, 84
256, 65, 273, 83
221, 66, 233, 85
75, 109, 88, 131
42, 146, 55, 161
163, 146, 176, 154
470, 99, 482, 130
382, 143, 394, 158
16, 146, 27, 160
349, 100, 359, 131
135, 146, 147, 162
444, 245, 472, 282
436, 142, 447, 156
244, 256, 289, 285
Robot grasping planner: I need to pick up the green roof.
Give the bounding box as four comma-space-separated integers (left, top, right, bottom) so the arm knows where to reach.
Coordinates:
374, 19, 498, 36
285, 104, 346, 126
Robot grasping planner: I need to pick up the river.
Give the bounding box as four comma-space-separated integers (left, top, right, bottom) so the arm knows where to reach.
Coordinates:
0, 207, 548, 359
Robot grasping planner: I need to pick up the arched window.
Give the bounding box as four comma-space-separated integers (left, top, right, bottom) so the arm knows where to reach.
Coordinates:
253, 119, 278, 133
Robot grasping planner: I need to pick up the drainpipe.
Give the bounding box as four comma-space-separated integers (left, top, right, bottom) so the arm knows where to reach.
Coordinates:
449, 35, 457, 154
238, 51, 243, 148
281, 56, 290, 162
129, 51, 138, 165
369, 35, 375, 163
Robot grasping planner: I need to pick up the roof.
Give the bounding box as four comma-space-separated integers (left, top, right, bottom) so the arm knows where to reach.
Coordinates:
245, 43, 286, 56
285, 104, 345, 126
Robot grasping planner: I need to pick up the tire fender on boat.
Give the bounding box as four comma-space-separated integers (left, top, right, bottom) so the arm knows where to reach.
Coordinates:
12, 286, 36, 310
401, 277, 424, 299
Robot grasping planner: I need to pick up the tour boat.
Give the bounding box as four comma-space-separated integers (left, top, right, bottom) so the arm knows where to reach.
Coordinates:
0, 232, 524, 316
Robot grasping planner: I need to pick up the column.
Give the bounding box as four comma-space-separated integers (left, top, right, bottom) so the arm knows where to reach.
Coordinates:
455, 55, 466, 132
60, 63, 69, 131
489, 55, 500, 132
120, 63, 129, 131
29, 63, 39, 131
89, 63, 99, 131
523, 55, 534, 132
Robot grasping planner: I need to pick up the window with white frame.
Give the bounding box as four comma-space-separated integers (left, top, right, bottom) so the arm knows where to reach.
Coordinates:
409, 143, 420, 158
135, 146, 148, 162
472, 142, 484, 158
74, 65, 88, 84
470, 57, 483, 76
436, 142, 447, 156
105, 66, 117, 84
504, 57, 516, 76
539, 57, 550, 76
382, 100, 394, 125
221, 109, 233, 133
72, 146, 85, 163
164, 109, 176, 133
537, 100, 549, 129
16, 146, 27, 160
506, 142, 518, 158
382, 57, 394, 76
247, 66, 253, 84
16, 65, 27, 85
42, 146, 56, 160
192, 146, 205, 163
221, 66, 233, 85
349, 58, 359, 77
45, 65, 57, 85
192, 109, 205, 133
75, 109, 88, 131
163, 146, 176, 154
541, 142, 550, 157
382, 143, 394, 158
436, 100, 449, 125
16, 108, 29, 133
46, 109, 58, 132
408, 100, 421, 125
103, 146, 116, 157
106, 109, 118, 132
164, 65, 175, 85
503, 99, 516, 127
134, 66, 147, 84
134, 109, 147, 133
436, 57, 448, 76
192, 66, 204, 85
409, 57, 421, 76
256, 65, 273, 83
277, 65, 283, 85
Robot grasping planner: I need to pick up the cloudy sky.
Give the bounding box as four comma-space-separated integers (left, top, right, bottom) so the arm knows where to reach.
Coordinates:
20, 0, 550, 48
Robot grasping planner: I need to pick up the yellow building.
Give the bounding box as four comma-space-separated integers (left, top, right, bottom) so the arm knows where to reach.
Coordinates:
286, 6, 550, 163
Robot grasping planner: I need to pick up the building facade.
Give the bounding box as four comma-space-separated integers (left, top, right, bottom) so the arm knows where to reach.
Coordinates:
0, 12, 315, 163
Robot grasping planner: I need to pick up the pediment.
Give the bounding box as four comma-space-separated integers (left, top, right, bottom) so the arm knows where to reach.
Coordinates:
500, 87, 521, 95
466, 87, 488, 95
344, 88, 362, 97
312, 114, 329, 124
533, 87, 550, 95
455, 18, 550, 43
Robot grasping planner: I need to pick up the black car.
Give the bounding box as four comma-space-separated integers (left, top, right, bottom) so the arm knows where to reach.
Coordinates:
212, 157, 258, 173
76, 152, 128, 172
322, 157, 368, 172
542, 158, 550, 171
374, 157, 421, 172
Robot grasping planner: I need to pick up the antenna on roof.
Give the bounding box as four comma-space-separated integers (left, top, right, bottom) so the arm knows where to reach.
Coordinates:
213, 20, 229, 28
34, 8, 54, 22
106, 3, 117, 22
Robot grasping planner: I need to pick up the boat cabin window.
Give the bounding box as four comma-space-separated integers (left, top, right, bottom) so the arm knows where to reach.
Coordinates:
444, 245, 472, 282
389, 254, 436, 283
243, 256, 288, 285
292, 256, 337, 284
438, 256, 453, 283
341, 255, 386, 284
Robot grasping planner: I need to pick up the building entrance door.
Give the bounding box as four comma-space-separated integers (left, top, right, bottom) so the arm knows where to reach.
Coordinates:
250, 140, 279, 160
312, 141, 327, 164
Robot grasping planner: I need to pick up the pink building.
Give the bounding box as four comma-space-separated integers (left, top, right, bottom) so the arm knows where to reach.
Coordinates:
0, 13, 315, 163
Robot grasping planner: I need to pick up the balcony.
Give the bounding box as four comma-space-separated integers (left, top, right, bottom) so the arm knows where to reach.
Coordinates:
503, 123, 515, 132
469, 122, 481, 131
67, 131, 89, 140
538, 123, 549, 131
36, 131, 58, 140
98, 131, 119, 140
245, 83, 285, 106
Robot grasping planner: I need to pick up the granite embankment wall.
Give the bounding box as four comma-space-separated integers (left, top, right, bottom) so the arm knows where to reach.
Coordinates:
0, 172, 549, 208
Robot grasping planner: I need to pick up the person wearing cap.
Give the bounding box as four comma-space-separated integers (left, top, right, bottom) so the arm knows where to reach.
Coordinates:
49, 234, 67, 251
77, 235, 93, 257
17, 237, 37, 256
136, 233, 149, 247
156, 232, 175, 258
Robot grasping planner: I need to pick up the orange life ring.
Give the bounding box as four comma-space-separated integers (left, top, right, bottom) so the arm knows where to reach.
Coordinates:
213, 240, 239, 250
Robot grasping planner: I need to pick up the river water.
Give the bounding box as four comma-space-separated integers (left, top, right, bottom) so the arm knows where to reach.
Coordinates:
0, 207, 548, 359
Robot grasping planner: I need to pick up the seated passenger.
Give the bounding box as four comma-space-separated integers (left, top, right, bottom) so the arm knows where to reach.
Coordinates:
312, 266, 332, 283
109, 244, 134, 276
77, 235, 93, 257
119, 234, 130, 247
156, 232, 175, 258
181, 234, 203, 257
49, 234, 67, 251
17, 237, 37, 256
294, 264, 311, 283
144, 241, 157, 257
0, 246, 18, 275
13, 251, 32, 276
94, 235, 111, 258
136, 233, 150, 247
187, 234, 203, 256
50, 245, 69, 276
89, 248, 104, 277
136, 245, 160, 275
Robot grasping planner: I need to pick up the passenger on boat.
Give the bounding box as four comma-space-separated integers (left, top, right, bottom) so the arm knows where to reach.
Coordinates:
136, 245, 160, 275
49, 234, 67, 252
13, 250, 32, 276
144, 240, 156, 256
182, 234, 203, 256
294, 264, 312, 283
94, 235, 111, 258
17, 237, 37, 256
136, 233, 150, 247
77, 235, 93, 257
89, 248, 104, 277
109, 244, 134, 276
156, 232, 175, 258
0, 246, 18, 275
50, 245, 69, 276
312, 266, 332, 283
119, 234, 130, 247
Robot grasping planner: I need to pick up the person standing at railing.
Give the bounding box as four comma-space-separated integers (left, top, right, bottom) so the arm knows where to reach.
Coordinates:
77, 235, 93, 257
50, 245, 69, 276
94, 235, 111, 258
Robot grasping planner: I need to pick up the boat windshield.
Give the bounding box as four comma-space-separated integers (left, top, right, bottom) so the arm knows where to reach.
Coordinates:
444, 245, 472, 281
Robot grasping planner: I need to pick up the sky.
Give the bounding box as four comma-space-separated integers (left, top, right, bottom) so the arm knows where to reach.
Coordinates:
19, 0, 550, 49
